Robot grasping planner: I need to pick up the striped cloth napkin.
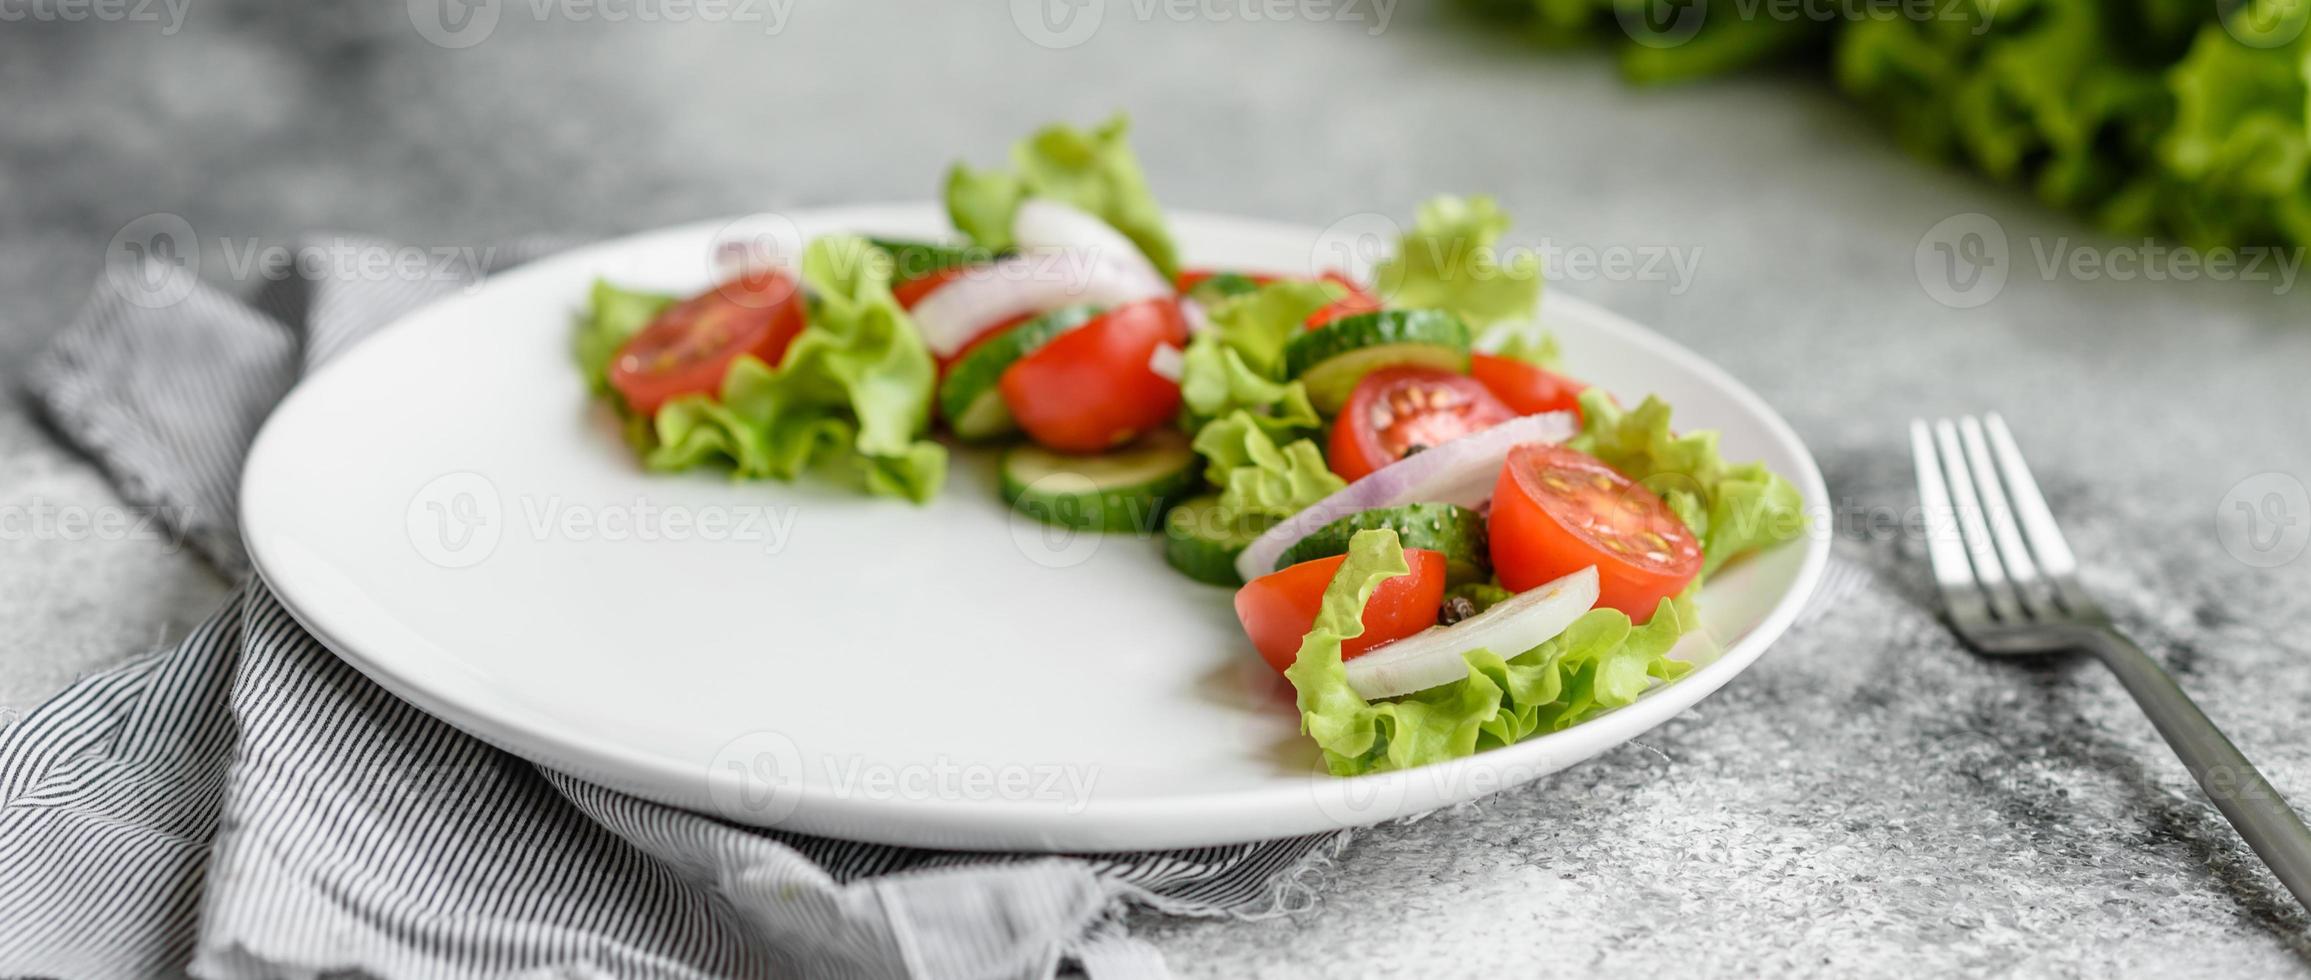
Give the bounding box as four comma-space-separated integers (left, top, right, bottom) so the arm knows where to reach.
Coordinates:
0, 238, 1345, 980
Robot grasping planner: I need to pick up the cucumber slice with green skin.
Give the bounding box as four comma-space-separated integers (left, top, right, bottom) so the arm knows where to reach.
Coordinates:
1002, 430, 1198, 533
870, 238, 1004, 282
1185, 271, 1264, 307
1274, 503, 1491, 585
936, 305, 1104, 440
1163, 495, 1267, 586
1283, 309, 1472, 412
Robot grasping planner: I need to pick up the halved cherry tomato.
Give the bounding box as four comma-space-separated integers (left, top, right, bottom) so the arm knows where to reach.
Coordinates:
1489, 443, 1702, 617
998, 298, 1190, 453
1174, 268, 1280, 293
608, 269, 805, 416
1234, 548, 1449, 674
1304, 271, 1383, 329
1328, 367, 1516, 483
1470, 352, 1589, 421
893, 264, 969, 310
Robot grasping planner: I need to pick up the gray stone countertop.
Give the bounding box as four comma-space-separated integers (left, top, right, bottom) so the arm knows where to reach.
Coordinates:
4, 2, 2309, 975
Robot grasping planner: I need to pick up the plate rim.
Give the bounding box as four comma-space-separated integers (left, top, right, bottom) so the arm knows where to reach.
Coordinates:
241, 204, 1831, 851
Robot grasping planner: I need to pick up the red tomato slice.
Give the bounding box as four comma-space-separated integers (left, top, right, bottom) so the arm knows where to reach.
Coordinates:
1470, 353, 1589, 421
607, 270, 805, 416
1489, 443, 1702, 617
1233, 548, 1449, 674
998, 298, 1190, 453
1175, 268, 1280, 292
893, 265, 969, 311
1304, 271, 1383, 329
1328, 367, 1516, 483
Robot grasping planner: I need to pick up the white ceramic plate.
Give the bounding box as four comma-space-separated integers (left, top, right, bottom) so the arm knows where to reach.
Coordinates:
241, 205, 1829, 852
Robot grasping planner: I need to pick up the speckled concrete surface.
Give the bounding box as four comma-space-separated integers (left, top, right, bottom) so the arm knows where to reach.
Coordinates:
5, 2, 2310, 975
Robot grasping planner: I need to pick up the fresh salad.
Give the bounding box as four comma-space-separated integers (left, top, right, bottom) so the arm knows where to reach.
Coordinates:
575, 115, 1807, 776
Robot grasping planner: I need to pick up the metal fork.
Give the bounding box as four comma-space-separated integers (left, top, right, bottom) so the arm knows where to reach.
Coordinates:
1911, 413, 2311, 911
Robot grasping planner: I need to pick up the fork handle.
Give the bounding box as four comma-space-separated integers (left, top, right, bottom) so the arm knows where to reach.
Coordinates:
2086, 629, 2311, 910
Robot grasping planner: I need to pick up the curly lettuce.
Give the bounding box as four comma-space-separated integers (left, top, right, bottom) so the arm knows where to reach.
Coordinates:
945, 114, 1180, 279
1477, 0, 2311, 253
1200, 279, 1340, 378
1178, 334, 1322, 441
575, 281, 676, 394
589, 235, 947, 503
1373, 195, 1543, 330
1190, 411, 1344, 524
1174, 279, 1343, 530
1569, 390, 1806, 575
1286, 529, 1695, 776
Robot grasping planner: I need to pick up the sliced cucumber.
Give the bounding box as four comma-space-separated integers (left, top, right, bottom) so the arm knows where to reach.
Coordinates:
871, 238, 1003, 282
1283, 309, 1472, 412
1185, 271, 1265, 307
1274, 503, 1491, 585
1002, 429, 1198, 533
1163, 495, 1267, 586
936, 305, 1104, 440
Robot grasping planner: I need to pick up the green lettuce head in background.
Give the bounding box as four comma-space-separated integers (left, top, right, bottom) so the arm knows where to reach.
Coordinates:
1471, 0, 2311, 251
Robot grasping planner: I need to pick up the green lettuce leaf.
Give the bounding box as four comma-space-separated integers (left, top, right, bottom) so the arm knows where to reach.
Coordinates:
1373, 196, 1543, 330
1200, 279, 1339, 379
1487, 327, 1563, 370
944, 114, 1180, 278
1568, 390, 1806, 575
1190, 410, 1345, 524
2158, 19, 2311, 247
1285, 529, 1696, 776
574, 280, 675, 395
625, 235, 947, 503
1178, 333, 1323, 441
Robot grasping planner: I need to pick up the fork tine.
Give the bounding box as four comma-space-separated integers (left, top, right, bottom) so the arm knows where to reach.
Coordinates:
1982, 413, 2097, 614
1957, 416, 2051, 616
1933, 419, 2028, 623
1910, 420, 1991, 627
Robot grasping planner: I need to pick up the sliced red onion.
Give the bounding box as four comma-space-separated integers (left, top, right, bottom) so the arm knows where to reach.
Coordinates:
1011, 198, 1166, 288
908, 250, 1167, 357
1233, 411, 1577, 583
1345, 566, 1598, 699
1148, 343, 1185, 382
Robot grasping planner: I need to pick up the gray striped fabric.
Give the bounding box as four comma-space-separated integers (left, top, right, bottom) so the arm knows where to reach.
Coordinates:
1, 239, 1347, 980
